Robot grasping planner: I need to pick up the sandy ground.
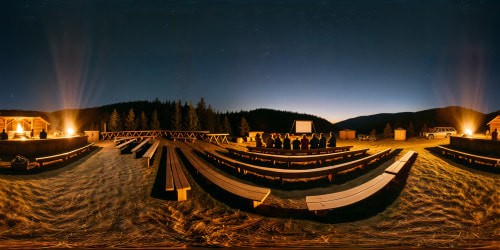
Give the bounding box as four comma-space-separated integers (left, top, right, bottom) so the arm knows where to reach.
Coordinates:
0, 138, 498, 248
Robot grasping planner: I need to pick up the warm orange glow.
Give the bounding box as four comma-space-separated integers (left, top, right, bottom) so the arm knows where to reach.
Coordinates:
66, 128, 75, 136
16, 123, 23, 133
465, 128, 472, 137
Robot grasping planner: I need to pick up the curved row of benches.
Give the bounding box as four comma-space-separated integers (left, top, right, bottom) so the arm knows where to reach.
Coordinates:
246, 146, 353, 155
177, 143, 270, 208
437, 146, 499, 168
35, 143, 95, 167
206, 147, 391, 184
163, 140, 416, 215
227, 147, 368, 167
306, 151, 417, 215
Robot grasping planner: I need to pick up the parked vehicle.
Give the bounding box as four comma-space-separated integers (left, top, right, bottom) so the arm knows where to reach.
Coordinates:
422, 127, 457, 139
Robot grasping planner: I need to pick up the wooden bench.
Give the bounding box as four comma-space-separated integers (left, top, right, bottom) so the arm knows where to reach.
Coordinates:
166, 146, 191, 201
114, 137, 132, 145
306, 151, 418, 215
36, 143, 95, 167
116, 138, 136, 154
172, 136, 197, 143
437, 146, 499, 167
206, 148, 391, 184
131, 139, 151, 158
306, 173, 396, 215
142, 140, 160, 167
179, 145, 270, 208
384, 151, 417, 175
246, 146, 353, 155
227, 147, 368, 167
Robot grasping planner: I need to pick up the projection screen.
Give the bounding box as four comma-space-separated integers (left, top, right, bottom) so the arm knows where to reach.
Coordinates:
295, 120, 312, 133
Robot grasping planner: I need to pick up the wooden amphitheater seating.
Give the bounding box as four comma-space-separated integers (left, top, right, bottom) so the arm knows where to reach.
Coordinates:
306, 151, 417, 215
246, 146, 353, 155
142, 140, 160, 167
116, 138, 136, 154
179, 145, 270, 208
227, 147, 368, 167
437, 146, 499, 167
206, 148, 391, 184
131, 139, 151, 158
165, 146, 191, 201
172, 136, 197, 142
35, 143, 95, 167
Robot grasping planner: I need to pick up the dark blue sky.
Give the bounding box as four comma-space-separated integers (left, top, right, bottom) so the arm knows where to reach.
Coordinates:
1, 0, 499, 122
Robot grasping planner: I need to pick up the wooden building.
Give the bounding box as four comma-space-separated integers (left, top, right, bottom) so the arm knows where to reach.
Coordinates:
487, 115, 500, 133
0, 116, 50, 133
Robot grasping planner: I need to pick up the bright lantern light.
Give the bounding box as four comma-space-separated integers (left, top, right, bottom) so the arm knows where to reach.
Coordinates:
67, 128, 75, 136
16, 123, 23, 133
465, 128, 472, 136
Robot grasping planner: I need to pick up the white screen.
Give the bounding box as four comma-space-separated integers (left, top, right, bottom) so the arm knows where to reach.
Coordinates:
295, 120, 312, 133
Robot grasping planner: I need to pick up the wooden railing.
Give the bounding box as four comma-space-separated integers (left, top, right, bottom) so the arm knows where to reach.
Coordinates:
100, 130, 210, 140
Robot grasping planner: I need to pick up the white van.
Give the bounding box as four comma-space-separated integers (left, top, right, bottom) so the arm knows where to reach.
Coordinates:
422, 127, 457, 139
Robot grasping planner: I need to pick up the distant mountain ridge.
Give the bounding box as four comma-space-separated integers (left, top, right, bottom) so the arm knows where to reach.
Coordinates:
334, 106, 499, 135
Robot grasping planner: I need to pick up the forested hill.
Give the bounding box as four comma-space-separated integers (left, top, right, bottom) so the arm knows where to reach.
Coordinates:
0, 99, 335, 135
334, 106, 499, 135
225, 108, 334, 134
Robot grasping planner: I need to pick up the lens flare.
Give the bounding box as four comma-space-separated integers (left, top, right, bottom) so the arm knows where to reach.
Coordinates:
66, 128, 75, 136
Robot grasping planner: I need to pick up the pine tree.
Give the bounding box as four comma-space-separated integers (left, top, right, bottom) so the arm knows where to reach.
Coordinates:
407, 121, 415, 138
222, 115, 232, 135
151, 110, 161, 130
196, 97, 208, 130
125, 108, 138, 131
239, 116, 251, 137
370, 128, 377, 137
140, 111, 149, 130
383, 123, 392, 138
109, 109, 121, 132
172, 101, 182, 130
185, 102, 200, 131
206, 104, 216, 132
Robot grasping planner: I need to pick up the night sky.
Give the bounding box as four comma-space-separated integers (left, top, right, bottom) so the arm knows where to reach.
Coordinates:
1, 0, 499, 122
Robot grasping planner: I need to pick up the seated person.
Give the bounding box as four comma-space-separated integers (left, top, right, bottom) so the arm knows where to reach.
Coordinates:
39, 129, 48, 139
274, 134, 283, 149
266, 134, 274, 148
310, 133, 319, 149
318, 133, 327, 148
283, 133, 291, 150
0, 129, 8, 140
255, 133, 263, 147
292, 136, 300, 150
300, 134, 309, 150
327, 132, 337, 147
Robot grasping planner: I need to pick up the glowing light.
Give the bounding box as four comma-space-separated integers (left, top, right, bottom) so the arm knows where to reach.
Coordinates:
16, 123, 23, 133
66, 128, 75, 136
465, 128, 472, 137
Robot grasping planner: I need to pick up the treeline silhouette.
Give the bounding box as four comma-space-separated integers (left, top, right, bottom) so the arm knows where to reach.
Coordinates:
2, 102, 496, 137
0, 98, 334, 136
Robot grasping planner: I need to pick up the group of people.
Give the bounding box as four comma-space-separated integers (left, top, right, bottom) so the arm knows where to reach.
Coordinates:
0, 128, 48, 140
255, 132, 337, 150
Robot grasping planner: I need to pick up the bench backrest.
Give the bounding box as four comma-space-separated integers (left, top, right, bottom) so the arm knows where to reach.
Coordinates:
246, 146, 352, 155
207, 148, 391, 180
228, 147, 368, 163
